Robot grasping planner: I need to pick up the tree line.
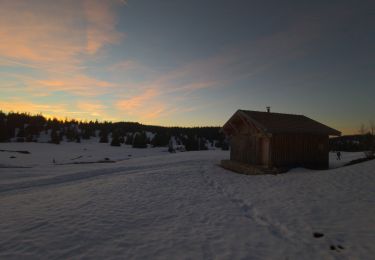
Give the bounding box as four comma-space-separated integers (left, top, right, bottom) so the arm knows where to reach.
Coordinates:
0, 111, 228, 151
330, 121, 375, 153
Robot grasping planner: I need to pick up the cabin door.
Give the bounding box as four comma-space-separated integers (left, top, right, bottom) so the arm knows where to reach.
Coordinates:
259, 138, 270, 165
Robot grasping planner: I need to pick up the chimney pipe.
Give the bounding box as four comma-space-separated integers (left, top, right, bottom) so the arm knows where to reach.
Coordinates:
266, 106, 270, 113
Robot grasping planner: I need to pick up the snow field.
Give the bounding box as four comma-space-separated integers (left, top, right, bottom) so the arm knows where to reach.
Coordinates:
0, 143, 374, 259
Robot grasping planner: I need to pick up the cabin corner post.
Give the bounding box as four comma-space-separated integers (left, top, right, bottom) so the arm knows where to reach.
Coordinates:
323, 135, 330, 169
267, 137, 273, 168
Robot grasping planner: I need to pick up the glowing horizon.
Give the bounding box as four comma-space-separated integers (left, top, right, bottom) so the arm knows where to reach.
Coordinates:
0, 0, 373, 135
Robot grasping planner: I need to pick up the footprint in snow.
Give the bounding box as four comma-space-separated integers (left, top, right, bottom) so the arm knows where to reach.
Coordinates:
330, 244, 345, 251
313, 232, 324, 238
313, 232, 345, 252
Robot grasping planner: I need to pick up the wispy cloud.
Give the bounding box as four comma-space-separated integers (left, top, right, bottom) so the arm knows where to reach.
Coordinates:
0, 1, 359, 127
109, 60, 140, 72
35, 76, 115, 96
0, 71, 116, 97
116, 89, 158, 111
0, 98, 118, 121
0, 0, 122, 96
0, 100, 70, 119
0, 0, 122, 65
106, 8, 344, 124
83, 0, 123, 54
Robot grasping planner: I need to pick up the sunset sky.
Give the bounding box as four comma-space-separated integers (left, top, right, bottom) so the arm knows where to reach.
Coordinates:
0, 0, 373, 134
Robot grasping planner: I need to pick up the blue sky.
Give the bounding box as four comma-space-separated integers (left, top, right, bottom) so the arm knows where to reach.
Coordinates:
0, 0, 374, 133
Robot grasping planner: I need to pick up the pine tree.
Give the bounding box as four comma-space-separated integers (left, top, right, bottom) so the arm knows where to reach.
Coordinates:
110, 132, 121, 146
132, 132, 147, 148
0, 123, 9, 142
199, 137, 208, 150
151, 132, 169, 147
50, 129, 60, 144
0, 112, 9, 142
183, 134, 199, 151
125, 134, 134, 145
99, 129, 109, 143
65, 127, 76, 142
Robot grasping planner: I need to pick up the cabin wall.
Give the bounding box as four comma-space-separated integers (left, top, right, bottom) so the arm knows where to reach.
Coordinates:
229, 114, 265, 165
260, 137, 270, 165
230, 134, 257, 164
270, 134, 329, 169
230, 134, 271, 165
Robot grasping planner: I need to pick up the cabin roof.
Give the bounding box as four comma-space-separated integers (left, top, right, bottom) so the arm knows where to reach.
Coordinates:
223, 110, 341, 136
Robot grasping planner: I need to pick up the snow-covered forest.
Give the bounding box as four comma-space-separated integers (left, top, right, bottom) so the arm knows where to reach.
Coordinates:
0, 111, 226, 150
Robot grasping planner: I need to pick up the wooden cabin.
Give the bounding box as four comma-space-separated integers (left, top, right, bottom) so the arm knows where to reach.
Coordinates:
222, 110, 341, 172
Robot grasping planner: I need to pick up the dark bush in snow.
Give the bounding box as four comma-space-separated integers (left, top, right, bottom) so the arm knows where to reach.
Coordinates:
152, 132, 169, 147
125, 134, 133, 145
99, 129, 109, 143
111, 135, 121, 147
132, 132, 147, 148
50, 130, 60, 144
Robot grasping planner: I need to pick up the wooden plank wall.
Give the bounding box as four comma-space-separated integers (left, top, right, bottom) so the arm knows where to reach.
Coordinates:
230, 134, 258, 164
270, 134, 329, 169
229, 115, 263, 165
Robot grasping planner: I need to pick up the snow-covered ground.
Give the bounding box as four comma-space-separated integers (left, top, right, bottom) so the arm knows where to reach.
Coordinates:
0, 143, 374, 259
0, 142, 167, 167
329, 151, 368, 168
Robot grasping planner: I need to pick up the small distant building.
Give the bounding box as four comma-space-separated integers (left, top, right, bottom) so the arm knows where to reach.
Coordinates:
222, 109, 341, 173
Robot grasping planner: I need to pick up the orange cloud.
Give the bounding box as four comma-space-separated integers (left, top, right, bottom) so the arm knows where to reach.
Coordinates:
0, 99, 119, 122
0, 1, 81, 69
141, 104, 168, 120
0, 1, 122, 66
0, 0, 122, 96
107, 58, 224, 123
109, 60, 140, 72
35, 75, 115, 96
174, 80, 218, 93
114, 89, 174, 123
0, 71, 115, 97
116, 89, 158, 111
83, 0, 123, 54
0, 100, 70, 119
